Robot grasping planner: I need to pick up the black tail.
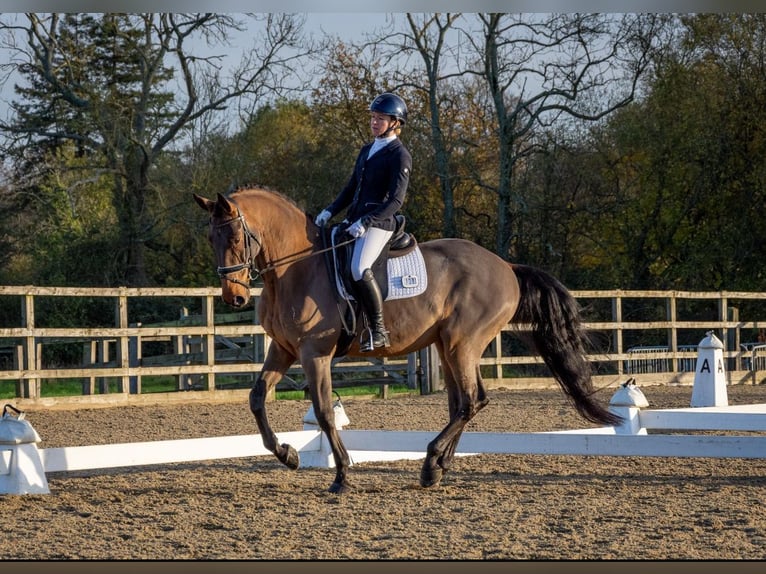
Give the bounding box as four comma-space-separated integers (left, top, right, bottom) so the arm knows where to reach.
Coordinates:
511, 264, 621, 426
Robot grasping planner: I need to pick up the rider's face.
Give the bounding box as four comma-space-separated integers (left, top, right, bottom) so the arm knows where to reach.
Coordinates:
370, 112, 395, 138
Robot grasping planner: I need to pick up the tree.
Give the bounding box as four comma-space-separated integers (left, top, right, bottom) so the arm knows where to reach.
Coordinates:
599, 14, 766, 290
461, 13, 662, 261
0, 13, 313, 286
396, 13, 462, 238
185, 100, 349, 214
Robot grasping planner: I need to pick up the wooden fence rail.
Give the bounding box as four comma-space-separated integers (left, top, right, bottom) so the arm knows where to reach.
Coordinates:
1, 286, 766, 408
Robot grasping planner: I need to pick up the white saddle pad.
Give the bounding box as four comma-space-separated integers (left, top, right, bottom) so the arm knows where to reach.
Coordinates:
384, 247, 428, 300
332, 239, 428, 302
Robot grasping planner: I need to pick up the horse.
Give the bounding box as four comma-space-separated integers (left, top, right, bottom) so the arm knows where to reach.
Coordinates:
193, 186, 621, 494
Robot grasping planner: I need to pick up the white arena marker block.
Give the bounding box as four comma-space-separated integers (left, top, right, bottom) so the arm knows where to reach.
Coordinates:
0, 406, 50, 495
609, 378, 649, 435
0, 443, 50, 495
691, 331, 728, 407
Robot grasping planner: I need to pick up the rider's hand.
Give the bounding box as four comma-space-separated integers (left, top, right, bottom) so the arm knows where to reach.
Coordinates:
315, 209, 332, 227
347, 220, 366, 238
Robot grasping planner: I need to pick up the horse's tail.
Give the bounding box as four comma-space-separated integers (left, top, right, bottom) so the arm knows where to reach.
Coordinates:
510, 263, 622, 426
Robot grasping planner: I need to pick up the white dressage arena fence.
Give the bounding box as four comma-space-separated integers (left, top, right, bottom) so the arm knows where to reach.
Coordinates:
2, 331, 765, 495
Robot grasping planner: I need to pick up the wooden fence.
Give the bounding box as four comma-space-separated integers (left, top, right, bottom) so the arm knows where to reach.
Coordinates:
1, 286, 766, 409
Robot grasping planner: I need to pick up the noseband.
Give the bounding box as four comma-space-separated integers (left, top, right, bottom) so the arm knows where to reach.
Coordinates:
214, 210, 263, 288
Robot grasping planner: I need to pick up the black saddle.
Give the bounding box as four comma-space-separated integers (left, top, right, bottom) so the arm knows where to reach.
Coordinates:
389, 214, 416, 251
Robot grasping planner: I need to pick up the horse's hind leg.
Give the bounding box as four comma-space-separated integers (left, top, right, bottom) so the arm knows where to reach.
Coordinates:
438, 365, 488, 474
421, 348, 488, 488
249, 342, 299, 469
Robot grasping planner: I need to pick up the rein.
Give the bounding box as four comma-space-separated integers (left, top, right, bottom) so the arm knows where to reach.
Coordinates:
214, 212, 355, 286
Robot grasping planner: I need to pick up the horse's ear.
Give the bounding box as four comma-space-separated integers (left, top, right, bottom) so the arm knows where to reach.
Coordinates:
193, 193, 215, 213
216, 193, 237, 216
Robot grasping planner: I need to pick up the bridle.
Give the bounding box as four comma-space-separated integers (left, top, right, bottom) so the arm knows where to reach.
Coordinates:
213, 210, 263, 288
212, 207, 355, 288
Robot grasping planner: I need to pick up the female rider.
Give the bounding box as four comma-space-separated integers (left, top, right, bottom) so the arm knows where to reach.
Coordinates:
315, 92, 412, 351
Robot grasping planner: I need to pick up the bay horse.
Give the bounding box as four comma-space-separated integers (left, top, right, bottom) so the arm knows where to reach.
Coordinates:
193, 186, 621, 494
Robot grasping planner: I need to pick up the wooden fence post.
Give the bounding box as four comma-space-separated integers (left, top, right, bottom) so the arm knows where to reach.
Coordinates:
204, 295, 216, 391
418, 344, 441, 395
97, 340, 109, 395
128, 333, 140, 394
82, 341, 96, 395
116, 292, 129, 394
174, 307, 192, 391
612, 295, 623, 376
18, 294, 39, 399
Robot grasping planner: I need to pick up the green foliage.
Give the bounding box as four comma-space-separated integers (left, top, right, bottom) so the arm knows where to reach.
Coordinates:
3, 14, 766, 293
590, 14, 766, 290
0, 143, 118, 286
214, 100, 353, 213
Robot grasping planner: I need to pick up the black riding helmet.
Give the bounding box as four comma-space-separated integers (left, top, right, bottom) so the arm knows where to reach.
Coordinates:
369, 93, 407, 125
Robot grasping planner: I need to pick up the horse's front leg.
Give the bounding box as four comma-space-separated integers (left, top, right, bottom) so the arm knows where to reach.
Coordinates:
249, 342, 299, 469
301, 351, 352, 494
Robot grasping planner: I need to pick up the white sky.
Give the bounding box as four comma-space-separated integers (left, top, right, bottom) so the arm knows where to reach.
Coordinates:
0, 14, 389, 118
303, 13, 388, 37
2, 1, 751, 13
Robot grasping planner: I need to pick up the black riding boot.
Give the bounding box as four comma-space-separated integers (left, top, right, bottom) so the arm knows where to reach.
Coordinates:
355, 268, 390, 351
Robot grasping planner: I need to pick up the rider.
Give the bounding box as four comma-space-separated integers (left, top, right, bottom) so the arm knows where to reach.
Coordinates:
315, 92, 412, 351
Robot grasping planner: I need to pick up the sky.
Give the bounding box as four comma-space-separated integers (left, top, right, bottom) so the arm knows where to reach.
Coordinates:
0, 13, 389, 120
3, 1, 762, 12
0, 7, 760, 118
303, 13, 388, 37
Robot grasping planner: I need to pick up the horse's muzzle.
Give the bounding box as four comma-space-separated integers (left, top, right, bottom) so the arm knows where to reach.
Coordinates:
228, 293, 249, 308
219, 272, 252, 308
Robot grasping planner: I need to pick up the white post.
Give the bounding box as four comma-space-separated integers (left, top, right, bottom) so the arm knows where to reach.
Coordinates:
690, 331, 728, 407
302, 398, 351, 431
301, 397, 351, 468
609, 378, 649, 435
0, 406, 50, 495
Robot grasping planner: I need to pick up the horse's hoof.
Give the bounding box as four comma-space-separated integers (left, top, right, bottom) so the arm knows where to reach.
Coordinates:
328, 481, 351, 494
278, 443, 300, 470
420, 466, 443, 488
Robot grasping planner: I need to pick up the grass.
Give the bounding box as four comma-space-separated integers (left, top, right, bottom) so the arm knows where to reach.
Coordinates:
0, 378, 417, 401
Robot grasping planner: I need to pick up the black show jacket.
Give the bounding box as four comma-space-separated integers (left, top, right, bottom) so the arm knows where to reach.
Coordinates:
327, 138, 412, 232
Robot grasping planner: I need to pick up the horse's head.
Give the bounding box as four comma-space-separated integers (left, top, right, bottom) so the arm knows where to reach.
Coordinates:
193, 192, 259, 308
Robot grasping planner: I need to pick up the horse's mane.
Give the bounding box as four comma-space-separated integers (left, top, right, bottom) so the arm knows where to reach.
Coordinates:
226, 184, 307, 215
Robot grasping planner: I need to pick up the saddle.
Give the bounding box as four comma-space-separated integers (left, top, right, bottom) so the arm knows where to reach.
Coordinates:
322, 215, 419, 356
336, 214, 417, 298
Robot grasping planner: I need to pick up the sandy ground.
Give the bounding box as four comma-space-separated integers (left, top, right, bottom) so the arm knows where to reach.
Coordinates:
2, 384, 766, 560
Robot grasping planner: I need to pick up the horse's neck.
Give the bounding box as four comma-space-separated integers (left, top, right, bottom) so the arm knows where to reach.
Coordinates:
263, 222, 312, 266
242, 194, 314, 276
256, 211, 320, 305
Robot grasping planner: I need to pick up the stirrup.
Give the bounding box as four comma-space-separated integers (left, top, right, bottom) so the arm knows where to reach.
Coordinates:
360, 327, 390, 352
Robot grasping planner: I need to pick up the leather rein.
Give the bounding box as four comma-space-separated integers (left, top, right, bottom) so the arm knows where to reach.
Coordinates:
213, 209, 354, 288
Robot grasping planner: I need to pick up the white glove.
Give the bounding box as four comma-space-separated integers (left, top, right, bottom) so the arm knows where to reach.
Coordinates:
347, 220, 366, 238
315, 209, 332, 227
